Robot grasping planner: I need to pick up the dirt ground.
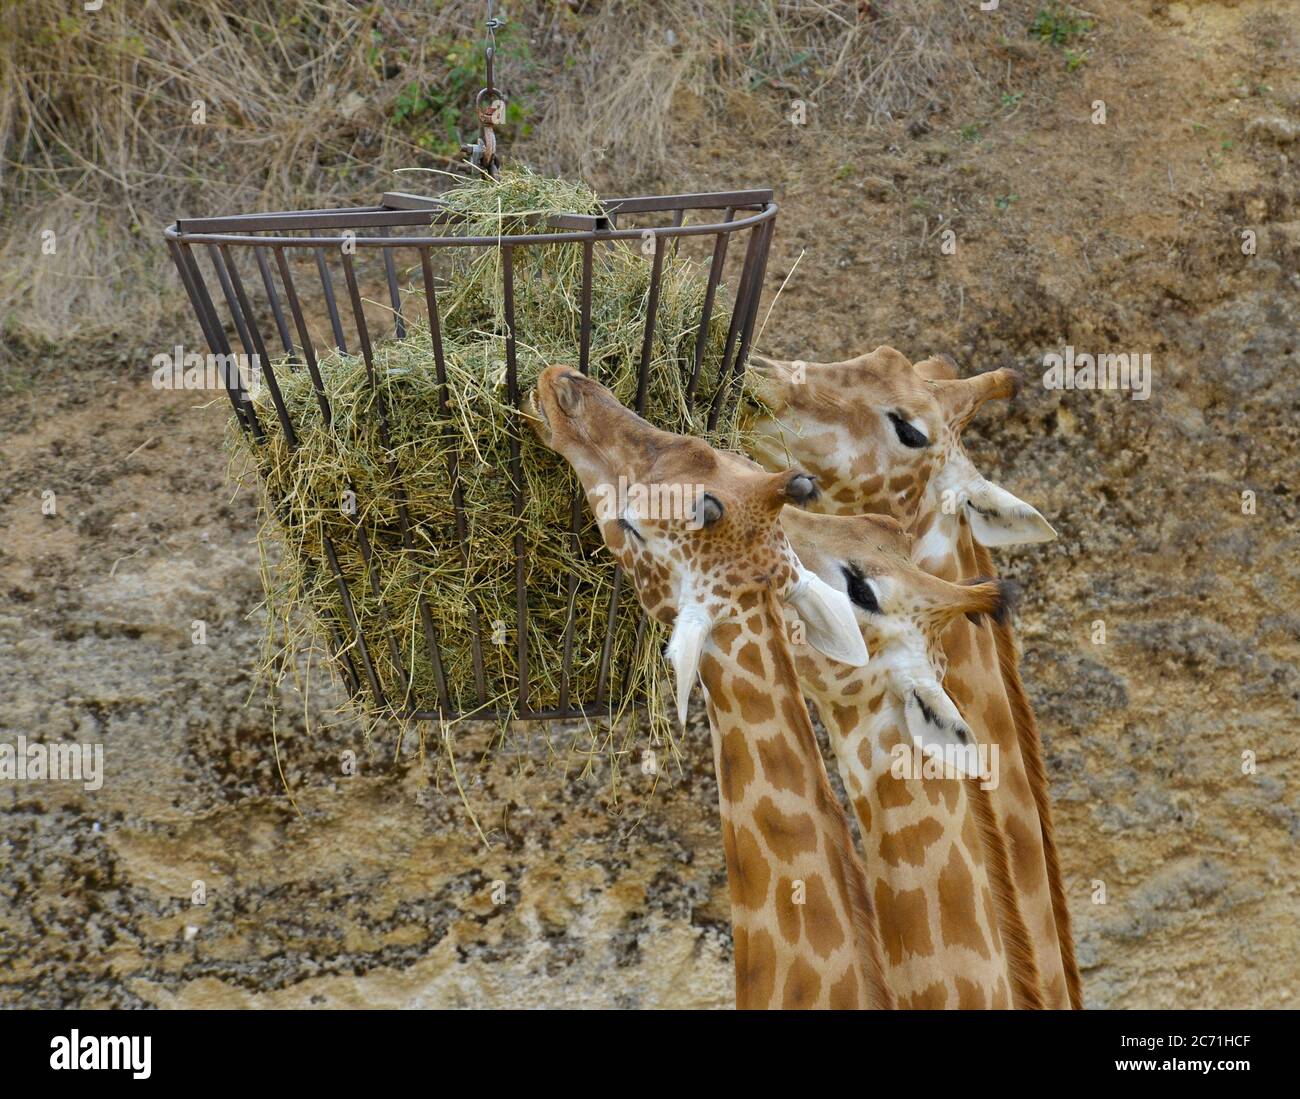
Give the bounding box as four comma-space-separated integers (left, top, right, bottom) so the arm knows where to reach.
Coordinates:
1, 0, 1297, 1007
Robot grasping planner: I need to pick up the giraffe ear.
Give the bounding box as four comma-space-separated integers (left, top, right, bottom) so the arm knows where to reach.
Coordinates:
965, 477, 1056, 547
786, 567, 869, 667
902, 683, 983, 780
664, 605, 711, 727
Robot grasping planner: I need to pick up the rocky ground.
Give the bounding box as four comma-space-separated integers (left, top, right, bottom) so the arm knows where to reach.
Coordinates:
1, 0, 1297, 1007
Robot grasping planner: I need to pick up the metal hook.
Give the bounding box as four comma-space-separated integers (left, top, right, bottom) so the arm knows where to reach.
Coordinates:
463, 0, 507, 177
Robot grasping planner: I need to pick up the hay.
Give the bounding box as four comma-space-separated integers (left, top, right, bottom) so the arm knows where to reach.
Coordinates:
232, 166, 746, 746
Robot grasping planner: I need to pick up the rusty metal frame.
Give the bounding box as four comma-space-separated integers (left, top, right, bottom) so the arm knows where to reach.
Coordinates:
164, 188, 777, 722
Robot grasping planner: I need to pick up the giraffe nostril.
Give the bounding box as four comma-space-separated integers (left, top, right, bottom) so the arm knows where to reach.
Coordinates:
786, 473, 818, 504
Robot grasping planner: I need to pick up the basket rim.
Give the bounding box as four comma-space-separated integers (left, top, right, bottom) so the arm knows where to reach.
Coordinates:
163, 187, 778, 249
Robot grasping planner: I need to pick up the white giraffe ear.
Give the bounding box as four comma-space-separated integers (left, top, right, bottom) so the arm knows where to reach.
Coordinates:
902, 683, 982, 780
786, 568, 869, 667
664, 605, 711, 728
964, 477, 1057, 547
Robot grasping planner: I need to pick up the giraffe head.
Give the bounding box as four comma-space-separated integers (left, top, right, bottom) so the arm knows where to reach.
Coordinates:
781, 508, 1011, 775
529, 365, 868, 725
745, 345, 1055, 545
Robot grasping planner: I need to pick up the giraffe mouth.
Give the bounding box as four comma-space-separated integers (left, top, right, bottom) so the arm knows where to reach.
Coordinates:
525, 387, 553, 446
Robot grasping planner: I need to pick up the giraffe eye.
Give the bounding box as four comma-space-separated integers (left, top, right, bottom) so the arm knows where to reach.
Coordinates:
841, 563, 881, 614
888, 411, 929, 449
618, 517, 645, 543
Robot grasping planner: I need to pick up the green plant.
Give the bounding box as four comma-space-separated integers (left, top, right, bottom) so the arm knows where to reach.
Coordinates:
389, 24, 535, 158
1030, 4, 1093, 48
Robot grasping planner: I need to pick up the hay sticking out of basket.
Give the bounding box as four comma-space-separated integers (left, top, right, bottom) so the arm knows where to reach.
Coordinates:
232, 167, 746, 747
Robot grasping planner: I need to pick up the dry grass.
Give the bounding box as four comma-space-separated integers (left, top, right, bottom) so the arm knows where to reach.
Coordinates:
0, 0, 1014, 346
536, 0, 1000, 178
0, 0, 490, 342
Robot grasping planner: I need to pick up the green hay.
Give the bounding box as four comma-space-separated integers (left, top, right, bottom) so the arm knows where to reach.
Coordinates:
231, 167, 747, 756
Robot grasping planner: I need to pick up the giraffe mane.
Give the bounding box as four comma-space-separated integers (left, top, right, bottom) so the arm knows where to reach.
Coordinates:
974, 540, 1083, 1009
967, 779, 1044, 1009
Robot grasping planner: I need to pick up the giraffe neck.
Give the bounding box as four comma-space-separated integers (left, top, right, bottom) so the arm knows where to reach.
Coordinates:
810, 660, 1019, 1008
910, 508, 1073, 1009
698, 587, 893, 1009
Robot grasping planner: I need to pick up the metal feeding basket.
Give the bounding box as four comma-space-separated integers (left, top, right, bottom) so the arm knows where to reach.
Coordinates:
163, 186, 778, 723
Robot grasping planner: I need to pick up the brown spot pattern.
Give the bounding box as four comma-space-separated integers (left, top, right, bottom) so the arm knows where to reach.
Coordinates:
756, 734, 806, 796
878, 816, 946, 869
734, 926, 776, 1009
875, 881, 933, 966
938, 846, 991, 959
801, 873, 846, 959
726, 824, 771, 911
782, 957, 822, 1009
718, 727, 755, 803
753, 796, 819, 862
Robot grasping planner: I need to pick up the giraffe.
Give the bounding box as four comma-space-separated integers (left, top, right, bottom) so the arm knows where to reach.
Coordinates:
779, 507, 1042, 1009
528, 364, 894, 1009
743, 346, 1081, 1009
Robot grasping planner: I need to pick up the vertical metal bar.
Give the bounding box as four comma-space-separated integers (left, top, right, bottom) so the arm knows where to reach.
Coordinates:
215, 244, 298, 448
707, 223, 765, 432
729, 217, 775, 410
502, 244, 530, 713
172, 240, 360, 698
341, 248, 418, 703
373, 240, 445, 713
579, 239, 594, 376
340, 250, 376, 379
253, 245, 296, 357
419, 248, 487, 708
250, 244, 363, 699
378, 227, 406, 339
323, 538, 389, 708
634, 234, 665, 414
177, 242, 263, 440
594, 567, 624, 707
273, 246, 332, 424
685, 208, 734, 408
558, 237, 596, 714
312, 230, 349, 351
556, 486, 584, 717
167, 240, 250, 433
352, 523, 411, 702
206, 243, 257, 363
